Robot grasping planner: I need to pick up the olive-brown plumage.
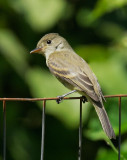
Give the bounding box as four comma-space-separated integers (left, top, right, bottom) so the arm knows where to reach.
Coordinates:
30, 33, 116, 139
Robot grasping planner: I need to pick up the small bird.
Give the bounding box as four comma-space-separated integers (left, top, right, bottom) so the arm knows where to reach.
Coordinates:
30, 33, 116, 139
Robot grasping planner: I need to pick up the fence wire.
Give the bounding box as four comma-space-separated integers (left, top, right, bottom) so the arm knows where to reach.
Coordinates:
0, 94, 127, 160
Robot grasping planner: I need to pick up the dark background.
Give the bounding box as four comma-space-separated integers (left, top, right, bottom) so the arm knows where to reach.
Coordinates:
0, 0, 127, 159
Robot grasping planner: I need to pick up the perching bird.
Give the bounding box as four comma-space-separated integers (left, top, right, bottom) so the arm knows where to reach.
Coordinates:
30, 33, 116, 139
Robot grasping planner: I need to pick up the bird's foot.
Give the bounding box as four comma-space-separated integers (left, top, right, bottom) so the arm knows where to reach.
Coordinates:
56, 96, 64, 104
82, 96, 87, 103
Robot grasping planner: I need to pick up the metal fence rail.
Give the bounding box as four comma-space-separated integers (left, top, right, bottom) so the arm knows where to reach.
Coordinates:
0, 94, 127, 160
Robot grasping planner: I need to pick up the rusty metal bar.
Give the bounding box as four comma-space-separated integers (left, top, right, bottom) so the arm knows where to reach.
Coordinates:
0, 94, 127, 102
41, 100, 46, 160
0, 97, 81, 102
78, 99, 83, 160
3, 100, 6, 160
104, 94, 127, 98
118, 97, 121, 160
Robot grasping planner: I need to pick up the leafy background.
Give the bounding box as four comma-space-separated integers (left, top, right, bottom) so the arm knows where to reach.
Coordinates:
0, 0, 127, 159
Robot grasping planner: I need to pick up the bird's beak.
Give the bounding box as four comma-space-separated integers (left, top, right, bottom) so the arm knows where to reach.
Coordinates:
30, 47, 42, 54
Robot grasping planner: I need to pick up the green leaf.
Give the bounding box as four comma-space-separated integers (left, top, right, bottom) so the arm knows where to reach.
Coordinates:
0, 29, 28, 76
8, 0, 67, 31
96, 141, 127, 160
77, 0, 127, 26
93, 0, 127, 21
75, 45, 110, 62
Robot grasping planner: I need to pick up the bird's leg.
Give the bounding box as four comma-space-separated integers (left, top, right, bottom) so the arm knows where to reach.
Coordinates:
56, 90, 77, 104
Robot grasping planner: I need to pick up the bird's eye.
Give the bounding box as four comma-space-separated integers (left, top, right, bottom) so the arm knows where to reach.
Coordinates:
47, 40, 51, 44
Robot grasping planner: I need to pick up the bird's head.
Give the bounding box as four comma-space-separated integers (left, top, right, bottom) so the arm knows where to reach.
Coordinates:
30, 33, 72, 58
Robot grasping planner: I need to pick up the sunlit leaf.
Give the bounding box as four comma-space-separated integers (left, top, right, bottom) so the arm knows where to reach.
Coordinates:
8, 0, 67, 31
0, 29, 28, 76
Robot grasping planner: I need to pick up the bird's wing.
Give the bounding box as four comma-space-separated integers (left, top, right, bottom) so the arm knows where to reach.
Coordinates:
48, 51, 116, 139
48, 51, 102, 102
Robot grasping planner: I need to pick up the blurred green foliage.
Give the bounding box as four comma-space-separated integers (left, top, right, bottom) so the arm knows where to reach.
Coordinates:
0, 0, 127, 159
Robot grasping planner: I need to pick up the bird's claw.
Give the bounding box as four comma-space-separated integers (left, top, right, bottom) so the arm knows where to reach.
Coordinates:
82, 96, 87, 103
56, 96, 63, 104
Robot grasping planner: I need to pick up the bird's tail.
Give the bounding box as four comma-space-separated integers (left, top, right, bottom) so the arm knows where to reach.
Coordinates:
93, 104, 116, 139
